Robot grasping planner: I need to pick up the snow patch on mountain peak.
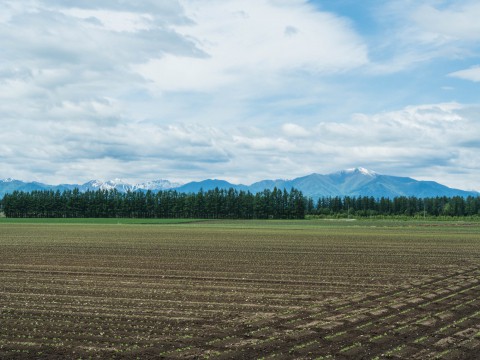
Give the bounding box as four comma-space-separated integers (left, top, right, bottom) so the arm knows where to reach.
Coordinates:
81, 179, 182, 192
85, 180, 105, 188
344, 167, 377, 176
134, 180, 182, 191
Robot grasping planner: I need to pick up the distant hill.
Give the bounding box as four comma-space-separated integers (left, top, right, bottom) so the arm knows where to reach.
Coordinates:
280, 168, 478, 199
0, 178, 181, 199
1, 168, 478, 199
176, 179, 248, 193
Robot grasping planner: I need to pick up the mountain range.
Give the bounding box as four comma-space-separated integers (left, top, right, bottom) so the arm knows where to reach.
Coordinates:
1, 168, 478, 200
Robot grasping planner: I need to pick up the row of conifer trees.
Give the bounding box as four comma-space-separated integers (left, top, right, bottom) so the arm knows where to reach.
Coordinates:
1, 188, 479, 218
1, 188, 306, 219
311, 195, 480, 217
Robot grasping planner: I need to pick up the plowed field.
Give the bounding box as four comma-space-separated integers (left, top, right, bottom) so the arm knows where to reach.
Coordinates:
1, 220, 479, 359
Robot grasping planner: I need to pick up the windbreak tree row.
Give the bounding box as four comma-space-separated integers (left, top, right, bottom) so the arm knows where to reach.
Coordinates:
311, 195, 480, 217
1, 187, 306, 219
1, 189, 479, 218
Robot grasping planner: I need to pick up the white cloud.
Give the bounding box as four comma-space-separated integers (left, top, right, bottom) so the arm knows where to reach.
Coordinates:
233, 135, 295, 152
366, 0, 480, 74
0, 0, 198, 116
135, 0, 368, 92
449, 66, 480, 82
412, 2, 480, 42
281, 123, 309, 138
60, 9, 155, 33
0, 0, 368, 129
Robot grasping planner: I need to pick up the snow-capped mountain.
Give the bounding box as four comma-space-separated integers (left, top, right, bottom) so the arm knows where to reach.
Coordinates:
342, 167, 377, 177
0, 178, 182, 198
79, 179, 182, 192
1, 169, 478, 199
80, 179, 134, 192
134, 180, 182, 191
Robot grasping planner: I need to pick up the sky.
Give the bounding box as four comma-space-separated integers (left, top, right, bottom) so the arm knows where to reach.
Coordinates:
1, 0, 479, 191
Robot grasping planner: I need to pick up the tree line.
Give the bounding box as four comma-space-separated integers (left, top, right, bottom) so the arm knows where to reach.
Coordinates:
311, 195, 480, 217
0, 188, 306, 219
1, 188, 479, 219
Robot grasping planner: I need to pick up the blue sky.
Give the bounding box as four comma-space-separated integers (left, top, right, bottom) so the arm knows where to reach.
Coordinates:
1, 0, 479, 190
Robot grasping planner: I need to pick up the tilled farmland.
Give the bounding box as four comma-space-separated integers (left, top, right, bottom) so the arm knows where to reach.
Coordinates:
1, 220, 479, 359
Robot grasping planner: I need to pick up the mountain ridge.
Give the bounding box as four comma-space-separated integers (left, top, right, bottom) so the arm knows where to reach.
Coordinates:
1, 168, 478, 200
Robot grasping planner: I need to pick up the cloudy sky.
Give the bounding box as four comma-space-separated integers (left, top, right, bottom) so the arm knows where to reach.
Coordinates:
1, 0, 479, 190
